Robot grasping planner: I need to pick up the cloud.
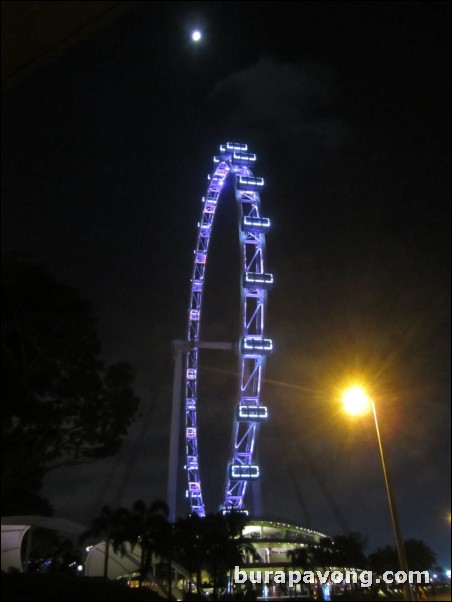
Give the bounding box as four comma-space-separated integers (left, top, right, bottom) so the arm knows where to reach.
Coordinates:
210, 56, 347, 150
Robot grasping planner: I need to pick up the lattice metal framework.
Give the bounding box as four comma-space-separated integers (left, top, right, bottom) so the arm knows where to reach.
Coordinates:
185, 142, 273, 516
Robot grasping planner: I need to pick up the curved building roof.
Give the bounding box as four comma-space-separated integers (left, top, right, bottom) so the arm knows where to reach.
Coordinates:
1, 516, 87, 573
240, 519, 331, 568
243, 518, 330, 544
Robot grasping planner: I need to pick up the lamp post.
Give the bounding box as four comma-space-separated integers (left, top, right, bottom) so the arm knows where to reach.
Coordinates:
342, 387, 414, 601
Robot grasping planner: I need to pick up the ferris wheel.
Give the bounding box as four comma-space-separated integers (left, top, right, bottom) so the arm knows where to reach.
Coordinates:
185, 142, 273, 516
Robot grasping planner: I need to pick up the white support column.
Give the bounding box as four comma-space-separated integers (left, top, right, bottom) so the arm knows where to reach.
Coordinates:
167, 340, 188, 523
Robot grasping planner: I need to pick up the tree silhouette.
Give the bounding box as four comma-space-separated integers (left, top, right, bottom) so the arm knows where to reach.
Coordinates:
287, 543, 319, 598
128, 499, 170, 588
369, 539, 437, 574
368, 545, 398, 574
287, 545, 312, 570
311, 537, 335, 570
331, 532, 368, 568
404, 539, 436, 572
173, 510, 250, 598
368, 539, 436, 575
1, 255, 140, 514
80, 505, 131, 579
173, 513, 204, 595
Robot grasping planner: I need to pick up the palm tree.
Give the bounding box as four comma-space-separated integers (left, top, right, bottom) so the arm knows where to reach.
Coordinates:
203, 513, 230, 597
287, 544, 311, 569
287, 545, 313, 597
173, 510, 251, 599
332, 532, 367, 569
327, 532, 367, 598
128, 499, 170, 588
173, 513, 204, 595
80, 505, 131, 579
222, 510, 255, 588
308, 537, 336, 602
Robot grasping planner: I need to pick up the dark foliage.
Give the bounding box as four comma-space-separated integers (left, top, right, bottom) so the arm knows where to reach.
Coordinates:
1, 573, 166, 601
1, 255, 140, 514
368, 539, 436, 573
173, 510, 250, 597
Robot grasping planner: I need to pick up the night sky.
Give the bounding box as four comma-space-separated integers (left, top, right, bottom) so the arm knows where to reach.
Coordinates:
2, 2, 450, 567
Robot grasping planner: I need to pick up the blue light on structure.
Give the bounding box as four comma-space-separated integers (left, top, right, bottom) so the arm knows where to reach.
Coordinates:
186, 399, 196, 410
241, 337, 273, 355
219, 142, 248, 152
183, 142, 274, 517
187, 456, 198, 469
186, 427, 197, 439
232, 151, 257, 165
230, 464, 260, 480
243, 272, 274, 289
241, 216, 271, 233
237, 405, 269, 421
236, 176, 264, 192
195, 252, 206, 264
186, 369, 197, 380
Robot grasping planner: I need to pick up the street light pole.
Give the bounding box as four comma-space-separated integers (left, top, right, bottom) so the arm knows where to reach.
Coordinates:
371, 400, 414, 602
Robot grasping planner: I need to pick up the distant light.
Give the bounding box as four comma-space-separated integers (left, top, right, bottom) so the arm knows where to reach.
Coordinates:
192, 30, 202, 42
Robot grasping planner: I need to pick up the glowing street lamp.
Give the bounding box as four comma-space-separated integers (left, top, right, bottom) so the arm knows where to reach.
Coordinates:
342, 386, 371, 416
342, 386, 414, 601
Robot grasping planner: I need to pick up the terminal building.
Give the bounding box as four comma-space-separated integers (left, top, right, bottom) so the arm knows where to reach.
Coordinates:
1, 516, 335, 599
241, 518, 329, 565
234, 519, 332, 598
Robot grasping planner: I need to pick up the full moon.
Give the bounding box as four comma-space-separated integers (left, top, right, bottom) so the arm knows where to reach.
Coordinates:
191, 30, 202, 42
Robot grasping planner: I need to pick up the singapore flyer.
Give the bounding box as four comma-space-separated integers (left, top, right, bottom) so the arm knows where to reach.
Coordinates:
185, 142, 274, 516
